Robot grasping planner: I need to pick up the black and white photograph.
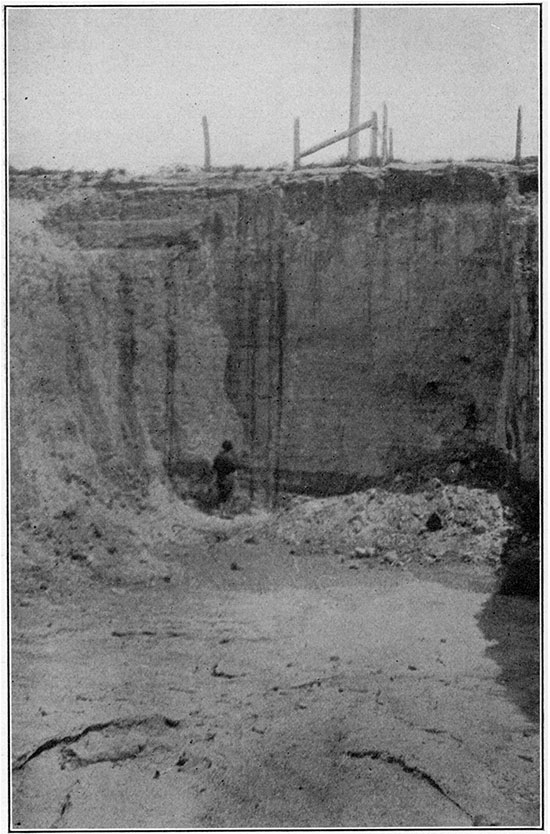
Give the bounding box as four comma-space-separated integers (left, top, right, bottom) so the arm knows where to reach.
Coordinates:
7, 3, 541, 829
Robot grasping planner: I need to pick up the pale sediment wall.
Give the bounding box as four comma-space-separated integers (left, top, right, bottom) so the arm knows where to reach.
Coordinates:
9, 165, 538, 516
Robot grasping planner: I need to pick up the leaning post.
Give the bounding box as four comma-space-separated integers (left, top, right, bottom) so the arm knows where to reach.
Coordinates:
298, 117, 373, 163
202, 115, 211, 171
294, 118, 301, 170
515, 106, 522, 165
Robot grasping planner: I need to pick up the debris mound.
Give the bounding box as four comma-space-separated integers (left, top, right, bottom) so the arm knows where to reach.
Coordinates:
265, 482, 510, 567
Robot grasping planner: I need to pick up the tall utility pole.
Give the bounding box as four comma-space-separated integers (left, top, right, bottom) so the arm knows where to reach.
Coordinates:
348, 8, 362, 163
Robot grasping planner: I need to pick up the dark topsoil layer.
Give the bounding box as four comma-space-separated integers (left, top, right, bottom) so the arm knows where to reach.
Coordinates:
9, 159, 538, 204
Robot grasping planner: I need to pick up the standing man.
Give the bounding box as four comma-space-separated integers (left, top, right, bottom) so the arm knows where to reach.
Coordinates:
213, 440, 239, 510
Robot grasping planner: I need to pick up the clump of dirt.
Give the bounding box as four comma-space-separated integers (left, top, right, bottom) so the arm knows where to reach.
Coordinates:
263, 480, 511, 568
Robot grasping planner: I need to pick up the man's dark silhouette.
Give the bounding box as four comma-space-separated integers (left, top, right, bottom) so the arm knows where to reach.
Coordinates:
213, 440, 239, 506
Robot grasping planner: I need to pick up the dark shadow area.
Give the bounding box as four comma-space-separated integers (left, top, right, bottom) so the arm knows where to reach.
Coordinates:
166, 453, 217, 510
476, 592, 540, 724
249, 442, 538, 501
517, 168, 539, 195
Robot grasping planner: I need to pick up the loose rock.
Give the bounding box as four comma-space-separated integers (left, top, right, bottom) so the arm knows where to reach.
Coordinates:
426, 512, 443, 532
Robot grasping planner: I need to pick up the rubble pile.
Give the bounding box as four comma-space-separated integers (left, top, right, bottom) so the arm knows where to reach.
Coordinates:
266, 480, 511, 568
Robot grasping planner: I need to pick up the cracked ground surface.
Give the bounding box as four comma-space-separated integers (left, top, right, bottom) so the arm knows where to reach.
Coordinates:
11, 524, 539, 829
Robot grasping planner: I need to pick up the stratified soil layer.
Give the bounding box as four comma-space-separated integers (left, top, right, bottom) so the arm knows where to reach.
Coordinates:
10, 163, 538, 520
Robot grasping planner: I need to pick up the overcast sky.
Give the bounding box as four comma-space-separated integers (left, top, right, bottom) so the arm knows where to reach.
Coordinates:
7, 4, 540, 172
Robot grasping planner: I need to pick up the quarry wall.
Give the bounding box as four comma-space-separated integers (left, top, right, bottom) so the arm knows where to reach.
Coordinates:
9, 165, 538, 516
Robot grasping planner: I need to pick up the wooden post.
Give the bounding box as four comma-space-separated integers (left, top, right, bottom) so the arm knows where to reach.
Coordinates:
370, 111, 378, 162
293, 117, 301, 170
389, 128, 394, 162
515, 106, 522, 165
202, 115, 211, 171
381, 102, 388, 165
298, 117, 373, 162
348, 8, 361, 163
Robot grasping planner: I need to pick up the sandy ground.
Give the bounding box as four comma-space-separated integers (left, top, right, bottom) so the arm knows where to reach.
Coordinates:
11, 499, 540, 831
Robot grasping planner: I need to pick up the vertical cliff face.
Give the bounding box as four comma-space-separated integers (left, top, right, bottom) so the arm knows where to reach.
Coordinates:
218, 169, 538, 493
494, 195, 539, 484
9, 165, 538, 518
